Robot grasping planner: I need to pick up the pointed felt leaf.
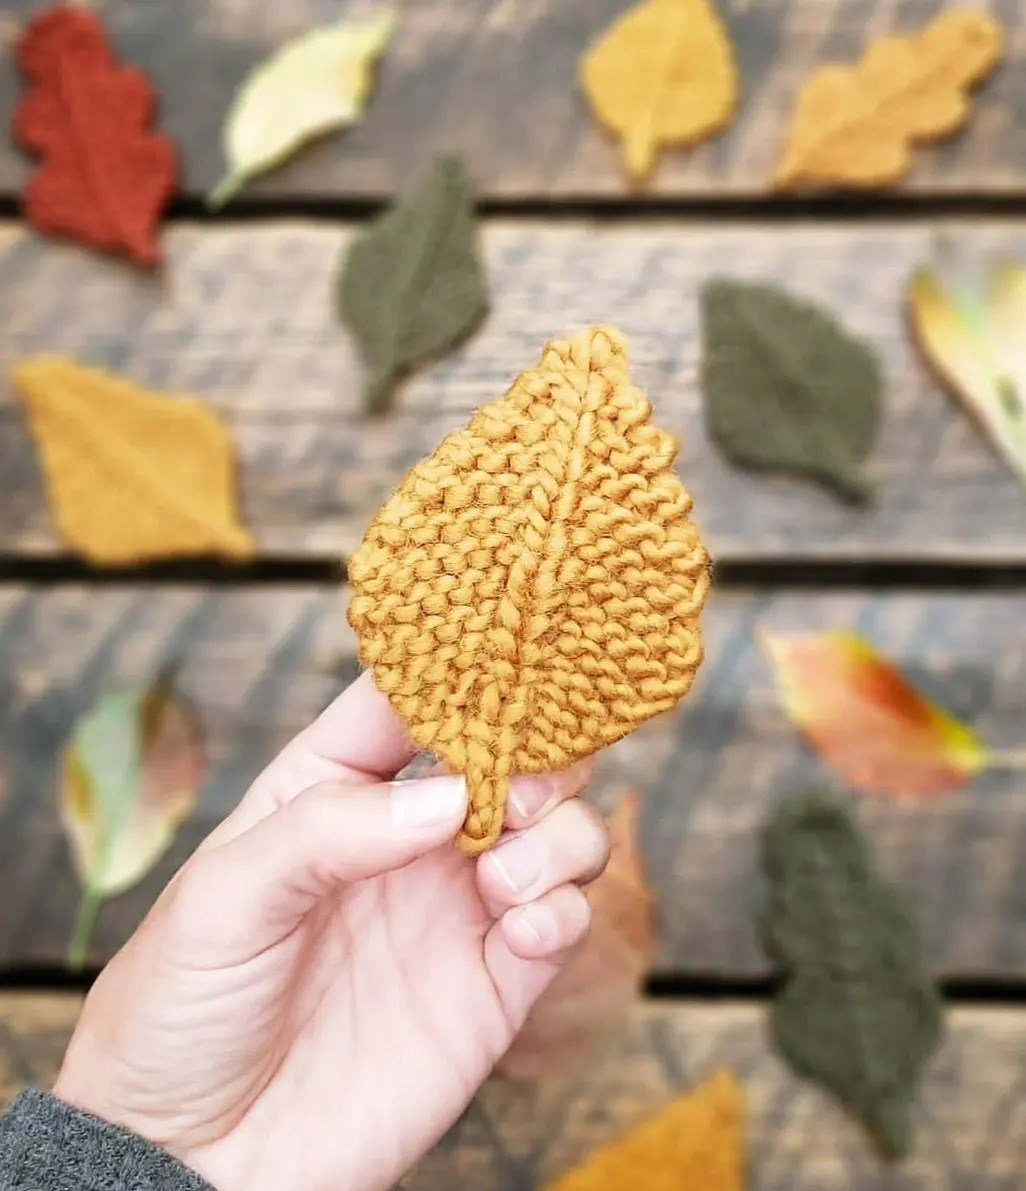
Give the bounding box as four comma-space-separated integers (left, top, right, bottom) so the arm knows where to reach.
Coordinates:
580, 0, 739, 183
541, 1070, 745, 1191
210, 13, 396, 207
13, 4, 177, 265
774, 10, 1002, 189
908, 252, 1026, 487
348, 327, 710, 852
338, 155, 489, 414
500, 793, 655, 1083
13, 356, 255, 565
761, 629, 988, 796
764, 791, 943, 1156
700, 280, 883, 502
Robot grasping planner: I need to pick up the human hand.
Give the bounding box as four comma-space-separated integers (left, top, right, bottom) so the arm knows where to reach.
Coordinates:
53, 673, 609, 1191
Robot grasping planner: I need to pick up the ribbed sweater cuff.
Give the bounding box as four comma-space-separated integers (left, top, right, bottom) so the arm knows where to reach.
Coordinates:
0, 1089, 214, 1191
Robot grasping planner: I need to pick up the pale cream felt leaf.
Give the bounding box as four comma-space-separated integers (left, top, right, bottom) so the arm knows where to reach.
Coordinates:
210, 12, 397, 207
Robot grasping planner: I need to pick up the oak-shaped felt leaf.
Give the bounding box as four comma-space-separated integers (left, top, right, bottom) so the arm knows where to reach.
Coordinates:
764, 791, 943, 1156
210, 13, 397, 208
13, 356, 254, 565
541, 1070, 744, 1191
761, 629, 988, 796
13, 4, 177, 265
774, 9, 1003, 189
63, 675, 205, 967
908, 249, 1026, 487
500, 793, 655, 1083
338, 155, 488, 415
580, 0, 739, 183
701, 280, 884, 502
348, 327, 710, 853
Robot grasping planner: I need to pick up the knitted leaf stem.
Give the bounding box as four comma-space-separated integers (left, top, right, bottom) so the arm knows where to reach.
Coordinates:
348, 327, 710, 852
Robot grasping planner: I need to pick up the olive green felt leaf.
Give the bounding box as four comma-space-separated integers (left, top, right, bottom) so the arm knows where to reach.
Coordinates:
763, 791, 943, 1157
62, 675, 205, 968
209, 13, 397, 208
338, 154, 489, 414
700, 280, 884, 502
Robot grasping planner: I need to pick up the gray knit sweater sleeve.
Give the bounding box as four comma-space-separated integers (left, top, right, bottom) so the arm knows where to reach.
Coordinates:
0, 1090, 215, 1191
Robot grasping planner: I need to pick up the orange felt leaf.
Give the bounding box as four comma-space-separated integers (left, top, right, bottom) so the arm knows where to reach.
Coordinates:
13, 355, 254, 565
761, 629, 988, 795
542, 1070, 745, 1191
500, 792, 654, 1083
774, 9, 1002, 190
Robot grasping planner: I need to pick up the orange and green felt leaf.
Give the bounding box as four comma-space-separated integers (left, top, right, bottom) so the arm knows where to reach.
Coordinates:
541, 1070, 745, 1191
499, 792, 655, 1083
761, 629, 987, 795
909, 254, 1026, 487
13, 356, 254, 565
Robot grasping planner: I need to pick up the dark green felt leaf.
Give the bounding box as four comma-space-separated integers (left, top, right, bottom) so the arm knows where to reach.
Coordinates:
339, 155, 489, 414
763, 791, 942, 1157
700, 279, 884, 502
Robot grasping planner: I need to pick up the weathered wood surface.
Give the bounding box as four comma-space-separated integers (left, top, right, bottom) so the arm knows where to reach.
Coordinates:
0, 0, 1024, 200
1, 993, 1024, 1189
4, 219, 1026, 563
2, 583, 1025, 977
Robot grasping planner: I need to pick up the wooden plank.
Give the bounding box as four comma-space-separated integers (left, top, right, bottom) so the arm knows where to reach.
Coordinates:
4, 219, 1026, 564
2, 584, 1025, 979
1, 993, 1024, 1189
0, 0, 1024, 199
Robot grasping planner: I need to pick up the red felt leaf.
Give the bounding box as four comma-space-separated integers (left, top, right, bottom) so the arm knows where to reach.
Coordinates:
13, 5, 177, 266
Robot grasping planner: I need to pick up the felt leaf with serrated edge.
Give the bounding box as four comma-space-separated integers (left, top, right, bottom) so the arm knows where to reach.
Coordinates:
761, 628, 988, 796
774, 10, 1002, 190
541, 1070, 744, 1191
209, 13, 396, 208
700, 279, 884, 502
500, 792, 654, 1083
13, 356, 254, 565
580, 0, 738, 183
63, 675, 204, 966
348, 327, 710, 853
338, 154, 488, 415
908, 249, 1026, 488
764, 791, 943, 1156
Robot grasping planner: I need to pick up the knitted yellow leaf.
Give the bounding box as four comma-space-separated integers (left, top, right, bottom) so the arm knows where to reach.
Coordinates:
541, 1070, 745, 1191
348, 327, 709, 853
774, 10, 1002, 189
580, 0, 738, 183
13, 356, 254, 565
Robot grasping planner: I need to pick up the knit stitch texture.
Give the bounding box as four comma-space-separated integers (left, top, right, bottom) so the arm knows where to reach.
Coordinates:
348, 327, 710, 852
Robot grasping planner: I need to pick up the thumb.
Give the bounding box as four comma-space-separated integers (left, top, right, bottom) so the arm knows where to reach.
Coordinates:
171, 774, 467, 961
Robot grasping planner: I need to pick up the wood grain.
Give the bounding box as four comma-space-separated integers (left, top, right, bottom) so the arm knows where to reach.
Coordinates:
0, 0, 1024, 199
2, 583, 1025, 978
4, 219, 1026, 563
1, 993, 1024, 1189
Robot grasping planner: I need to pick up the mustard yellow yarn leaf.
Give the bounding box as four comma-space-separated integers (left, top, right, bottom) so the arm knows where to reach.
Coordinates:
13, 355, 254, 565
580, 0, 739, 183
348, 327, 710, 853
774, 9, 1002, 189
541, 1070, 745, 1191
209, 13, 397, 208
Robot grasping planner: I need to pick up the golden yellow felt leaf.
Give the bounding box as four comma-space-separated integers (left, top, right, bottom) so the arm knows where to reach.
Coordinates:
580, 0, 738, 183
13, 355, 254, 565
541, 1070, 745, 1191
500, 792, 655, 1082
348, 327, 710, 853
210, 13, 397, 207
774, 10, 1002, 189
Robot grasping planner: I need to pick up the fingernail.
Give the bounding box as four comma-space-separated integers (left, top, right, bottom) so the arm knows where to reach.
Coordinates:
513, 902, 558, 947
487, 832, 545, 894
507, 775, 553, 821
390, 775, 466, 828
